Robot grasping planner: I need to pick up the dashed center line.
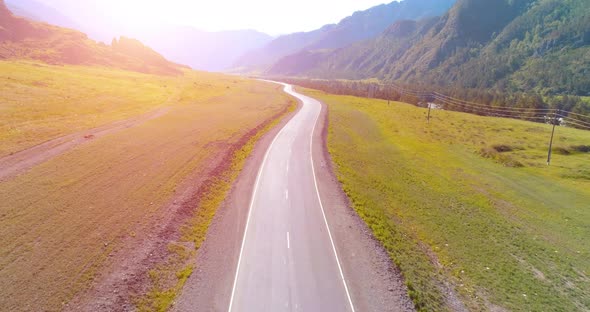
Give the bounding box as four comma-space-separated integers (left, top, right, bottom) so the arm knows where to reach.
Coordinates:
287, 232, 290, 249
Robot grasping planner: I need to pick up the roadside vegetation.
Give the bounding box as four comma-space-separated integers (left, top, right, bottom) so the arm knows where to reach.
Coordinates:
0, 61, 292, 311
301, 88, 590, 311
282, 78, 590, 129
136, 89, 296, 312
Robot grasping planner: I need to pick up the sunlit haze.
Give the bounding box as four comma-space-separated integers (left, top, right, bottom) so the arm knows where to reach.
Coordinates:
35, 0, 392, 35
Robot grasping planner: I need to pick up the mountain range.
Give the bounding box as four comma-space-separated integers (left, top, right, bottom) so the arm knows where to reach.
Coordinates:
3, 0, 588, 96
266, 0, 590, 96
233, 0, 456, 72
5, 0, 273, 71
0, 0, 185, 75
134, 26, 272, 72
4, 0, 79, 31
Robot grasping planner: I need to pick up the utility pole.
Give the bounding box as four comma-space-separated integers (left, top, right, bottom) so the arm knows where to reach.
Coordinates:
547, 111, 557, 166
427, 102, 432, 123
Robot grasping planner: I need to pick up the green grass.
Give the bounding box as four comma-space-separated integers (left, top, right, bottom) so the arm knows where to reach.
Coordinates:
300, 88, 590, 311
0, 63, 291, 311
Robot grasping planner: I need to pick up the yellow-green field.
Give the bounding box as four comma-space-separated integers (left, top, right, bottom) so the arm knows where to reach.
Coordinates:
0, 61, 186, 156
301, 88, 590, 311
0, 61, 293, 311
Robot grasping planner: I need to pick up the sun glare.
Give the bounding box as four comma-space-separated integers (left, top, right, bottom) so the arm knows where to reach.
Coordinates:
54, 0, 391, 34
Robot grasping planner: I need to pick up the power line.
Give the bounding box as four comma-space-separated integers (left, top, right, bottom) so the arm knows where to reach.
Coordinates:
382, 82, 590, 119
555, 113, 590, 125
388, 84, 590, 129
435, 93, 553, 112
555, 114, 590, 129
558, 109, 590, 120
284, 78, 590, 129
433, 95, 553, 115
433, 97, 546, 114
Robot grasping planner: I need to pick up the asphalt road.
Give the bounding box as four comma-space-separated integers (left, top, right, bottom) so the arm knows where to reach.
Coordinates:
228, 83, 355, 312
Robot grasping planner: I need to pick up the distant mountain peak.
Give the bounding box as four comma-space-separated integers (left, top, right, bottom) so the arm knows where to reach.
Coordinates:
2, 0, 274, 72
5, 0, 80, 32
0, 3, 185, 75
1, 0, 8, 12
234, 0, 456, 72
267, 0, 590, 96
383, 20, 419, 37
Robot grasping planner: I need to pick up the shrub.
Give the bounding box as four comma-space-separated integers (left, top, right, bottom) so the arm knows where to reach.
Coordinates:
570, 145, 590, 153
478, 146, 524, 167
491, 144, 514, 152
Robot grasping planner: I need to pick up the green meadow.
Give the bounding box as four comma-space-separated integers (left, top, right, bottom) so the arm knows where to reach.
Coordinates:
301, 88, 590, 311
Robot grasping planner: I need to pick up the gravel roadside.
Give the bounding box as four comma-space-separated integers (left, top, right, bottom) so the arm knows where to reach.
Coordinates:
312, 95, 415, 312
173, 87, 414, 312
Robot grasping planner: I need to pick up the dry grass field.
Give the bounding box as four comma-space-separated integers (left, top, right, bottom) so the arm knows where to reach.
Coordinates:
0, 61, 184, 157
0, 61, 293, 311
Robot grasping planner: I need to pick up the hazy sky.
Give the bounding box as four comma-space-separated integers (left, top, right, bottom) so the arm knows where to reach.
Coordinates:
35, 0, 392, 35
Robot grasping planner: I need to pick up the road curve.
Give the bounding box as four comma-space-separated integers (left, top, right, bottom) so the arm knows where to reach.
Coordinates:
228, 83, 355, 312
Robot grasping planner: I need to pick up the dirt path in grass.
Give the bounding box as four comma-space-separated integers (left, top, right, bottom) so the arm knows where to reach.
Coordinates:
0, 107, 170, 181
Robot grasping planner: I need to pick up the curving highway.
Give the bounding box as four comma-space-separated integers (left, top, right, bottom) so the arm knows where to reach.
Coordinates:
227, 83, 355, 312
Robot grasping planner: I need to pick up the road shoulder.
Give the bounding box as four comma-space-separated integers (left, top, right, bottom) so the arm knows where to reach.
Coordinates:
311, 94, 415, 312
172, 99, 301, 312
173, 86, 415, 312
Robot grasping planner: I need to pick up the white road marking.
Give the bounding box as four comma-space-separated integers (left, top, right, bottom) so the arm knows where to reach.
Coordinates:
227, 104, 293, 312
229, 82, 355, 312
307, 94, 356, 312
287, 231, 290, 249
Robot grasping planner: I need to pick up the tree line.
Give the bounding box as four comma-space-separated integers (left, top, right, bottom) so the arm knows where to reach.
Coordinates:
279, 78, 590, 130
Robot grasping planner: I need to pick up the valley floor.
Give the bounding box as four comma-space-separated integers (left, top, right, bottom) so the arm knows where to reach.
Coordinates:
4, 61, 588, 312
173, 84, 415, 312
301, 87, 590, 311
0, 61, 293, 311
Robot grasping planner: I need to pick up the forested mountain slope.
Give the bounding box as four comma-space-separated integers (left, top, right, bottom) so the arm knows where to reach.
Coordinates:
4, 0, 271, 71
269, 0, 590, 96
234, 0, 455, 72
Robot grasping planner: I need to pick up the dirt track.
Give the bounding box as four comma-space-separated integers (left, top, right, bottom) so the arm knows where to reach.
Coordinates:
0, 106, 170, 181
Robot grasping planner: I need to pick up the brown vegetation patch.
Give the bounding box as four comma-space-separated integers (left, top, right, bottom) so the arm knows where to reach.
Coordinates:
478, 146, 524, 168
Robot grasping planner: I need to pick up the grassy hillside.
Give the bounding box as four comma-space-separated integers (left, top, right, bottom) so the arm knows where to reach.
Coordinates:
272, 0, 590, 96
301, 88, 590, 311
0, 0, 184, 75
0, 62, 293, 311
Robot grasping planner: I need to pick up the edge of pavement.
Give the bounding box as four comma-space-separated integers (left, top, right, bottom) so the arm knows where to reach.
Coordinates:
172, 84, 415, 312
309, 88, 415, 312
172, 85, 302, 312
